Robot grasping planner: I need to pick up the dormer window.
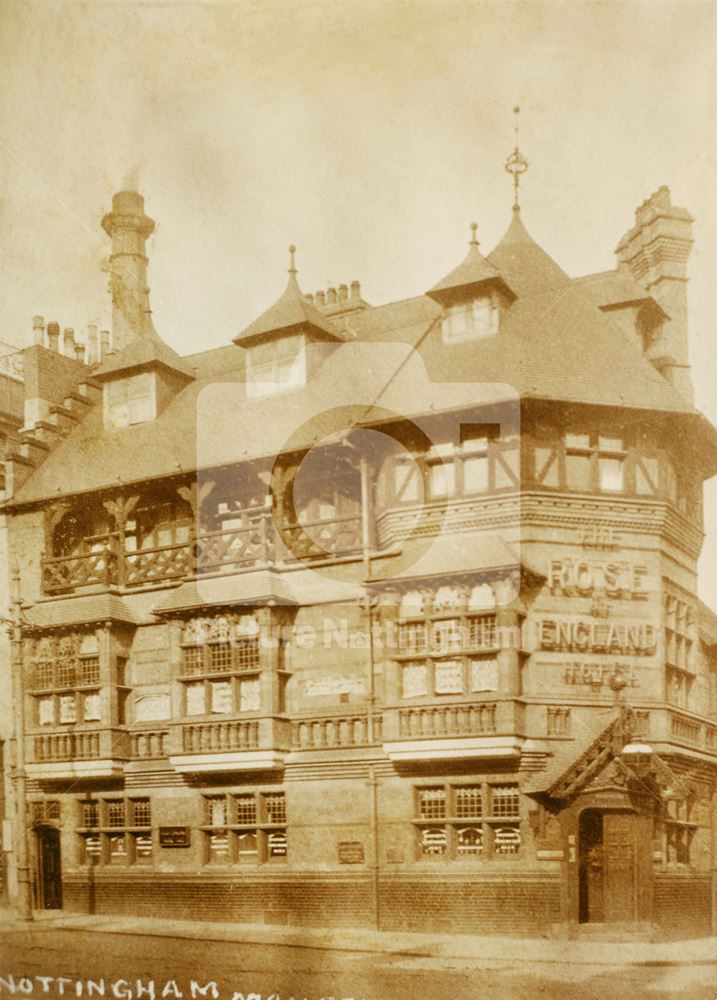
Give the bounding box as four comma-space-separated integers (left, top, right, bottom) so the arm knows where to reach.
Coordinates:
441, 296, 499, 345
246, 334, 306, 398
103, 372, 156, 429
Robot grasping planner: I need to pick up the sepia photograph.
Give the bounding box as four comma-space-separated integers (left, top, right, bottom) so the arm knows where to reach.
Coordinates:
1, 1, 717, 997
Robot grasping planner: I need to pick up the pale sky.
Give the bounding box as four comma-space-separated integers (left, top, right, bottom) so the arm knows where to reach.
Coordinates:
1, 0, 716, 603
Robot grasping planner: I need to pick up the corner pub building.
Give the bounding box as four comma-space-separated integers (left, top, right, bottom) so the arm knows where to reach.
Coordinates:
4, 163, 717, 940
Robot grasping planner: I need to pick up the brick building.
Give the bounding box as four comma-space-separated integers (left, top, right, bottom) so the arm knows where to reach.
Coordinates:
3, 178, 717, 938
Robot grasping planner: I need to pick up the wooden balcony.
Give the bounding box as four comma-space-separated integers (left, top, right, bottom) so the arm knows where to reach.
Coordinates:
42, 547, 117, 593
195, 521, 275, 573
167, 716, 290, 774
381, 699, 523, 764
41, 513, 363, 594
26, 727, 130, 780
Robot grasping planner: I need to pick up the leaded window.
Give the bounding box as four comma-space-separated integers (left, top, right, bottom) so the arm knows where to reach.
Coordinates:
413, 782, 521, 860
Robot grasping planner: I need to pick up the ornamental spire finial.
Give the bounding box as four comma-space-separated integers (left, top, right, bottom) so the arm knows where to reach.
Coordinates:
469, 222, 479, 247
288, 244, 297, 276
504, 105, 529, 212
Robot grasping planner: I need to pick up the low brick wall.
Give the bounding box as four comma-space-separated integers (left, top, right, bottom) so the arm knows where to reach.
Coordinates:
653, 873, 712, 938
61, 870, 561, 936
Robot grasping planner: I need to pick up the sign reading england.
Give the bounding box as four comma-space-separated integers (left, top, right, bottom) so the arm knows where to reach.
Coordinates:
539, 618, 656, 655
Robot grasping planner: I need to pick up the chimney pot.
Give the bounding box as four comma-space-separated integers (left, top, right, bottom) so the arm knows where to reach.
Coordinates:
87, 323, 99, 364
305, 292, 314, 305
315, 290, 326, 307
327, 287, 337, 305
100, 329, 111, 360
112, 190, 146, 216
47, 322, 60, 352
350, 280, 361, 301
32, 315, 45, 346
63, 328, 76, 356
338, 283, 348, 303
74, 342, 85, 363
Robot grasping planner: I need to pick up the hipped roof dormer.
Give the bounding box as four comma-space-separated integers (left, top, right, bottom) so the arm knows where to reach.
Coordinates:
234, 246, 347, 348
427, 224, 516, 305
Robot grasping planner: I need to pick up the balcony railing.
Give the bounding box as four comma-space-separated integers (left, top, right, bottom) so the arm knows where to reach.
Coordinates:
181, 719, 260, 753
42, 513, 363, 593
33, 731, 101, 762
397, 702, 497, 738
291, 712, 382, 750
131, 729, 169, 759
124, 543, 191, 586
30, 728, 131, 763
42, 548, 117, 593
195, 521, 275, 573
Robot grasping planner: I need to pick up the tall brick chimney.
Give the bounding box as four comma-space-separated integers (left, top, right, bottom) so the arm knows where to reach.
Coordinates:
615, 186, 694, 400
101, 191, 155, 351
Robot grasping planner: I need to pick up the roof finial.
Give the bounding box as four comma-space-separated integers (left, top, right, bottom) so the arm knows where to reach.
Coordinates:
505, 105, 529, 213
288, 244, 297, 276
469, 222, 479, 247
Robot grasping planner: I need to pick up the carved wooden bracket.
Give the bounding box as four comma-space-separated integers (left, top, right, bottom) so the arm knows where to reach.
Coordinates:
103, 494, 140, 530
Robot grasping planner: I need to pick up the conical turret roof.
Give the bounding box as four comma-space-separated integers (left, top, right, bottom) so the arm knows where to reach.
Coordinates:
428, 223, 515, 302
487, 208, 570, 295
234, 246, 345, 346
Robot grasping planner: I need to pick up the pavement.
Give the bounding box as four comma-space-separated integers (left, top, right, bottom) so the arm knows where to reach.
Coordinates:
1, 907, 717, 968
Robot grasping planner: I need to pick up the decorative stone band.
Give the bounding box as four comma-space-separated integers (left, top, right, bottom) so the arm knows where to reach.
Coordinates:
382, 735, 522, 763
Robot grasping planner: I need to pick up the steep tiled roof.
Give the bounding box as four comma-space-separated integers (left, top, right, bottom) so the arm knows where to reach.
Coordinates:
153, 571, 297, 613
234, 269, 345, 346
428, 231, 514, 302
94, 330, 193, 380
573, 269, 667, 316
487, 208, 570, 295
26, 593, 137, 628
9, 211, 714, 506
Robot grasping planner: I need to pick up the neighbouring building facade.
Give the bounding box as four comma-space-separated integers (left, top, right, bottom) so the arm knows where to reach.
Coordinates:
3, 177, 717, 938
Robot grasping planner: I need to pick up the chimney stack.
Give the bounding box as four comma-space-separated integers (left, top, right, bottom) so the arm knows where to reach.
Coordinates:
315, 290, 326, 307
63, 327, 75, 356
32, 315, 45, 346
616, 186, 694, 400
350, 280, 361, 302
47, 322, 60, 352
327, 286, 337, 305
87, 323, 99, 364
100, 329, 111, 360
101, 190, 155, 352
74, 342, 85, 363
338, 283, 348, 303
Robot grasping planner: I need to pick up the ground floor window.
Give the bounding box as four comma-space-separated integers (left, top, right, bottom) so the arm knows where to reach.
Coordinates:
77, 797, 153, 865
413, 782, 521, 859
664, 798, 697, 866
200, 790, 287, 864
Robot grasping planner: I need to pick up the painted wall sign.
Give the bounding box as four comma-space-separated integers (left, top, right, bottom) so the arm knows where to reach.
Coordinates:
539, 618, 656, 655
304, 677, 365, 697
159, 826, 191, 848
338, 841, 365, 864
549, 558, 647, 598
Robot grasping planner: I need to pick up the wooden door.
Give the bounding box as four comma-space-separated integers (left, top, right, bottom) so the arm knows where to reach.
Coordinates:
603, 811, 635, 923
37, 827, 62, 909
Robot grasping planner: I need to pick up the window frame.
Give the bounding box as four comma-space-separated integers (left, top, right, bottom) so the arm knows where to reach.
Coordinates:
413, 781, 522, 861
200, 790, 287, 866
77, 797, 153, 866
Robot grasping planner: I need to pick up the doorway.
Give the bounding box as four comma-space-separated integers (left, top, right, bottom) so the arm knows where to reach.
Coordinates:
37, 827, 62, 909
578, 809, 636, 923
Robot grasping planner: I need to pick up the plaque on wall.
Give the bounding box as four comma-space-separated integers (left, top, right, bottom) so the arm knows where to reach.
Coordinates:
159, 826, 191, 848
337, 841, 365, 864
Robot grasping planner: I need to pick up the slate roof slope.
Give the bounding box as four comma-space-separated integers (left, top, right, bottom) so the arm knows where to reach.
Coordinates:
233, 267, 345, 345
487, 208, 571, 295
573, 269, 667, 315
94, 329, 194, 380
9, 212, 711, 505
